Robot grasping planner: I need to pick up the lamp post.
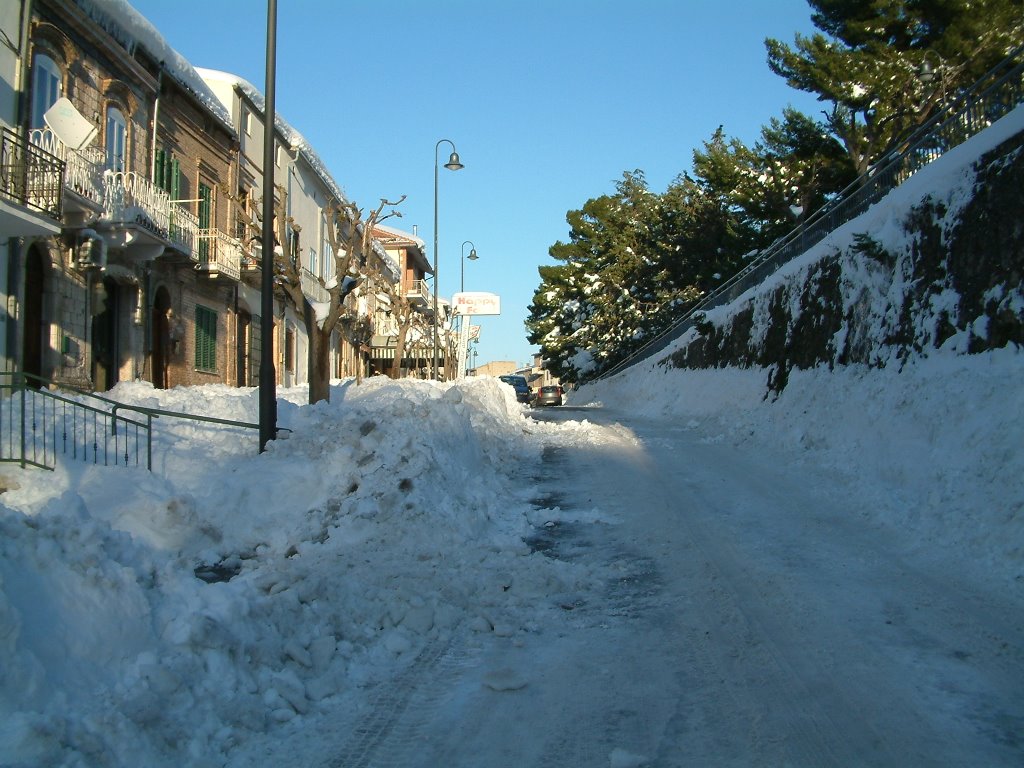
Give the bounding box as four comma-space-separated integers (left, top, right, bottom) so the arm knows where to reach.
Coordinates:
432, 139, 464, 381
460, 240, 478, 293
259, 0, 278, 451
918, 50, 947, 110
458, 240, 478, 378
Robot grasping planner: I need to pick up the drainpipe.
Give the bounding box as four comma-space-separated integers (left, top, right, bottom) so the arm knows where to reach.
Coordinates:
4, 1, 34, 373
150, 65, 163, 179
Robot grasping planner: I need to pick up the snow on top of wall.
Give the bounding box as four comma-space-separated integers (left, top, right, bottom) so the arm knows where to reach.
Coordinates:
196, 68, 347, 206
81, 0, 233, 132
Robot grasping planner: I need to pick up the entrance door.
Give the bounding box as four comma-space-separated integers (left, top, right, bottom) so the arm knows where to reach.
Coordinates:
22, 247, 45, 387
152, 286, 172, 389
236, 309, 251, 387
91, 277, 119, 391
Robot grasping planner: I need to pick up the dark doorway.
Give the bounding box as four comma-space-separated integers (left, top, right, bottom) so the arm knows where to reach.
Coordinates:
91, 277, 120, 391
236, 308, 251, 387
152, 285, 172, 389
22, 246, 46, 387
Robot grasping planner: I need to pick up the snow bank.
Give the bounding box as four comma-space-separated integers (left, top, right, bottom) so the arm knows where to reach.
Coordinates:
0, 376, 592, 766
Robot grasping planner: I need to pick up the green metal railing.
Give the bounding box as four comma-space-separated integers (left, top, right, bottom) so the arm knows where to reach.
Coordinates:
590, 44, 1024, 383
0, 372, 259, 471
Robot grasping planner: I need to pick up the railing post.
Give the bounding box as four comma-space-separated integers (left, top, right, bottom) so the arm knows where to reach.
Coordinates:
18, 378, 25, 469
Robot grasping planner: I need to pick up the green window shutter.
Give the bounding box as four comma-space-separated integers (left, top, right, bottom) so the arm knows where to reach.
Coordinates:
171, 158, 181, 200
195, 305, 217, 372
198, 183, 212, 228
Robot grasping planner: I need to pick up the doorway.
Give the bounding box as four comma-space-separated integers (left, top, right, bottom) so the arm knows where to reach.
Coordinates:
152, 285, 172, 389
22, 245, 46, 387
91, 277, 120, 391
236, 308, 251, 387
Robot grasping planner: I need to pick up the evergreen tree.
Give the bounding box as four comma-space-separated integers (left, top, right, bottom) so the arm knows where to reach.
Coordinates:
766, 0, 1024, 175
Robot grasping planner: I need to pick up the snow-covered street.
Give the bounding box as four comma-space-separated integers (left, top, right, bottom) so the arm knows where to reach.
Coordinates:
272, 394, 1024, 768
1, 353, 1022, 767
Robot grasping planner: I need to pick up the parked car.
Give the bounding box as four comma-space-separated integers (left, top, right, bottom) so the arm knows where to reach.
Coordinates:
498, 375, 534, 404
536, 385, 564, 406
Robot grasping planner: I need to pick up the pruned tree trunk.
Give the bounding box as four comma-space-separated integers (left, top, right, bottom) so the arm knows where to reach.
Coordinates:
307, 304, 333, 405
390, 321, 410, 379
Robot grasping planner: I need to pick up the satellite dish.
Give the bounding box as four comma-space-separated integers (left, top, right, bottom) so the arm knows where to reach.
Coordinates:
43, 97, 99, 151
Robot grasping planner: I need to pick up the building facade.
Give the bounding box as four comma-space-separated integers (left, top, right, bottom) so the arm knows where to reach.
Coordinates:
1, 0, 402, 395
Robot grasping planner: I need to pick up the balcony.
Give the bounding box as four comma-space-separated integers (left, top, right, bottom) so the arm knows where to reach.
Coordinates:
406, 278, 431, 305
1, 126, 64, 233
195, 228, 242, 281
301, 267, 330, 304
28, 127, 102, 212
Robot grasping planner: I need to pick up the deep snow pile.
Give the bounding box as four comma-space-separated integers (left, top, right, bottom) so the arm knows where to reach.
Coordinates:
0, 376, 594, 767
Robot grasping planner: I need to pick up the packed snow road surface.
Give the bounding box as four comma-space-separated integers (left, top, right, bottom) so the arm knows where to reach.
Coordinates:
325, 404, 1023, 768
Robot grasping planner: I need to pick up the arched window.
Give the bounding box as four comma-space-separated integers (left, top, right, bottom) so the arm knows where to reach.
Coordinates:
105, 106, 127, 172
31, 54, 62, 129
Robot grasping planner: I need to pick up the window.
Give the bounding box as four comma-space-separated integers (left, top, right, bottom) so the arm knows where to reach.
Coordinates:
309, 247, 318, 278
105, 106, 127, 172
241, 107, 251, 136
31, 54, 62, 129
198, 183, 213, 260
154, 148, 180, 197
321, 213, 333, 281
284, 327, 295, 374
288, 225, 300, 265
195, 305, 217, 372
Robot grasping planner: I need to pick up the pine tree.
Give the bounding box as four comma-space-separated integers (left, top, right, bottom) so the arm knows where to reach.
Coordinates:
766, 0, 1024, 175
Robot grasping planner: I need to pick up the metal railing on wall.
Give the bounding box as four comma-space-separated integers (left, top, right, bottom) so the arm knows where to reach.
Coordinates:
0, 373, 259, 471
0, 127, 65, 220
590, 45, 1024, 383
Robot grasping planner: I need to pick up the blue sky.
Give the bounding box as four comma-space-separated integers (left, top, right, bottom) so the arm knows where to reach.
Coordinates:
128, 0, 822, 369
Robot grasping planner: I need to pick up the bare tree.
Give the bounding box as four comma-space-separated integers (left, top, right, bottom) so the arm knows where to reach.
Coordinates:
251, 187, 405, 403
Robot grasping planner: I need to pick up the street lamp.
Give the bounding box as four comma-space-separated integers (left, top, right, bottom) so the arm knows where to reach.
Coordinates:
432, 139, 464, 381
259, 0, 278, 451
917, 50, 948, 110
460, 239, 478, 293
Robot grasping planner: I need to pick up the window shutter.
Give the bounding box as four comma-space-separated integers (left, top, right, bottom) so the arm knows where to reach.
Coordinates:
194, 305, 217, 372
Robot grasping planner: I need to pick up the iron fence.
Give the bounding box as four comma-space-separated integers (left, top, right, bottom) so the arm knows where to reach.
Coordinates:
0, 373, 260, 471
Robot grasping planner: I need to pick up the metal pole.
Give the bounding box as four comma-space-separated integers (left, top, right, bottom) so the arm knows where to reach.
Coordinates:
431, 139, 463, 381
259, 0, 278, 451
432, 147, 439, 381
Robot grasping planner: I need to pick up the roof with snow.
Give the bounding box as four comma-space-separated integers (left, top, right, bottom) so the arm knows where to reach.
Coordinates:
80, 0, 234, 132
196, 68, 347, 206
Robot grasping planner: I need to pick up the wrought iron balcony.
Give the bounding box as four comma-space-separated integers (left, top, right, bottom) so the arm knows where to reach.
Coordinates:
28, 127, 102, 206
1, 126, 64, 220
195, 228, 242, 280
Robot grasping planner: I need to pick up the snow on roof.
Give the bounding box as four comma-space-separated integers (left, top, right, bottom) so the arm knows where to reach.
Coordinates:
80, 0, 234, 132
373, 223, 427, 251
196, 68, 347, 206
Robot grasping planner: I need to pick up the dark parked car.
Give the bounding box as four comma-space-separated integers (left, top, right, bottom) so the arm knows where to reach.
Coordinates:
536, 385, 564, 406
499, 374, 534, 404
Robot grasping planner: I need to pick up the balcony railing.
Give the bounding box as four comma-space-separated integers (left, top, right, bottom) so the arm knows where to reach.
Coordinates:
407, 278, 430, 304
103, 169, 172, 239
301, 267, 330, 303
195, 228, 242, 280
1, 127, 64, 219
169, 205, 199, 256
28, 127, 103, 205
